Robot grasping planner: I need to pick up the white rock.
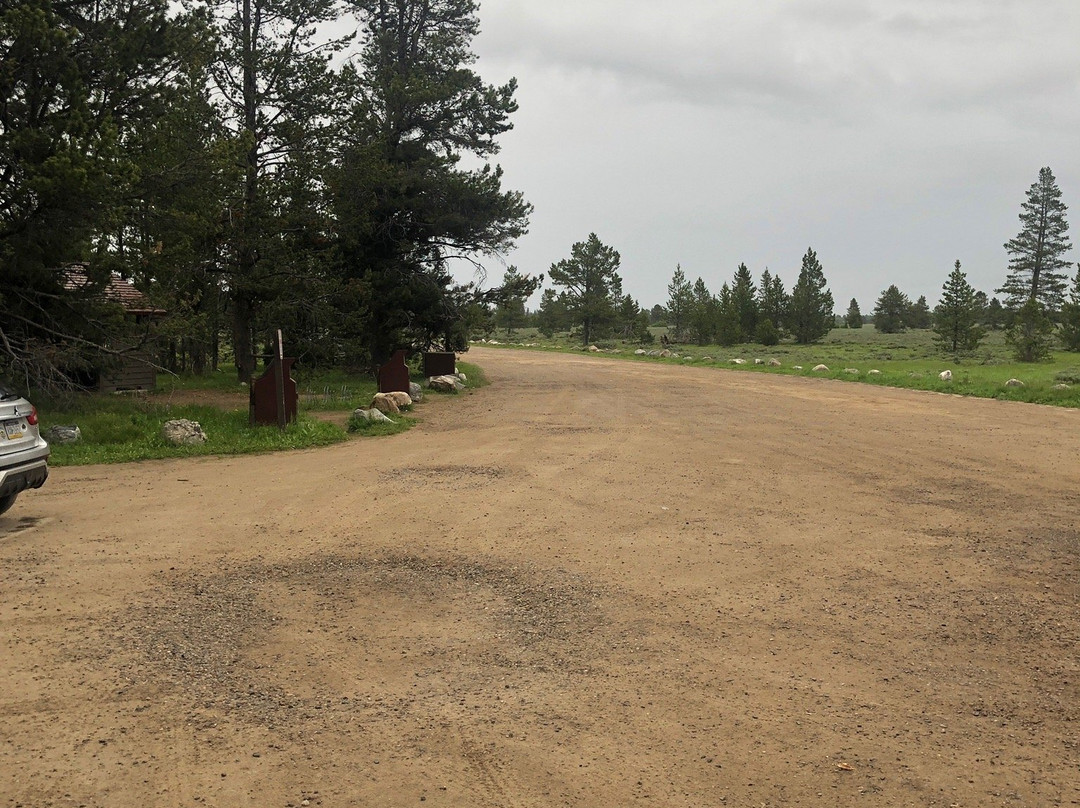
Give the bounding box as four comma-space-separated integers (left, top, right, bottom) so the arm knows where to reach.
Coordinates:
1052, 383, 1071, 391
812, 364, 829, 372
793, 365, 803, 370
456, 372, 467, 382
754, 358, 765, 365
409, 381, 423, 402
844, 368, 859, 374
428, 375, 464, 393
161, 419, 207, 446
588, 345, 600, 352
731, 358, 746, 365
939, 370, 952, 381
352, 407, 393, 424
768, 358, 782, 367
1005, 378, 1025, 388
659, 349, 673, 358
634, 349, 647, 355
868, 369, 881, 375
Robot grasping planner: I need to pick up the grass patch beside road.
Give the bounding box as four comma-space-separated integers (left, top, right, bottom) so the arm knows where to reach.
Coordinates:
478, 327, 1080, 408
45, 403, 345, 466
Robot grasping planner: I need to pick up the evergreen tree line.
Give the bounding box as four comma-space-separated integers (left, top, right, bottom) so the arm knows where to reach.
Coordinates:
1, 0, 539, 391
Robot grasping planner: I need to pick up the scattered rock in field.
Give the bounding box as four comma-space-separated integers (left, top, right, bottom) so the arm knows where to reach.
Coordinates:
868, 369, 881, 375
488, 340, 501, 345
793, 365, 803, 370
939, 370, 953, 381
812, 364, 829, 372
1052, 383, 1071, 391
634, 349, 647, 355
42, 424, 81, 444
768, 358, 782, 367
844, 368, 859, 374
659, 349, 673, 358
1005, 378, 1025, 388
588, 345, 600, 352
731, 358, 746, 365
352, 407, 393, 424
702, 356, 713, 361
457, 372, 467, 382
428, 375, 464, 393
162, 419, 207, 446
409, 381, 424, 402
754, 358, 764, 365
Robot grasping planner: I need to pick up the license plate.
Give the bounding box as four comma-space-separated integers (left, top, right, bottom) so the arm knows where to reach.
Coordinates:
3, 419, 27, 440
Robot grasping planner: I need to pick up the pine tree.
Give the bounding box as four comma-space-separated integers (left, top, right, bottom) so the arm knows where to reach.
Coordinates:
907, 295, 933, 329
548, 234, 621, 345
1058, 266, 1080, 352
666, 265, 693, 342
493, 267, 528, 337
758, 269, 789, 332
998, 167, 1073, 313
1006, 299, 1054, 362
731, 263, 758, 341
715, 283, 741, 346
689, 278, 717, 345
787, 248, 833, 343
845, 298, 863, 329
933, 260, 985, 354
874, 285, 910, 333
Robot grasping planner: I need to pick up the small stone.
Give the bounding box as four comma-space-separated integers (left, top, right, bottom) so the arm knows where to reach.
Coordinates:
939, 370, 953, 381
868, 369, 881, 375
844, 368, 859, 374
731, 358, 746, 365
812, 364, 829, 372
1005, 378, 1025, 388
659, 349, 673, 358
1052, 383, 1071, 391
768, 359, 781, 367
352, 408, 393, 424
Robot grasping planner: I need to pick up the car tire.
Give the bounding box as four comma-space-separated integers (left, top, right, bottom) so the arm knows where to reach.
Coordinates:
0, 493, 17, 517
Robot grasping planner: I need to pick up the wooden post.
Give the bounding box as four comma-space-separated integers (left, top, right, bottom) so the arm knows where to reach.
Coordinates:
274, 329, 286, 431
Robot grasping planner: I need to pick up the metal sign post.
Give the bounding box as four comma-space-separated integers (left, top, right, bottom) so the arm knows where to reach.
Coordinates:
274, 329, 286, 431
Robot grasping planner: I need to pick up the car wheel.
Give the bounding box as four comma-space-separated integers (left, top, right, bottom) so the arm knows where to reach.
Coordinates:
0, 493, 17, 517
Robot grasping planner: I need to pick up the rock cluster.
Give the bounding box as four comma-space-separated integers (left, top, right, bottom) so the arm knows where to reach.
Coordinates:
42, 425, 81, 444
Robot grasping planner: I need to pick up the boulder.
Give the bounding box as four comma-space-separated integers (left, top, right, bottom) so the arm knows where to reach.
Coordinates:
387, 391, 413, 409
1052, 383, 1071, 391
634, 349, 647, 356
731, 358, 746, 365
456, 373, 468, 382
1005, 378, 1025, 388
812, 364, 829, 372
768, 358, 782, 367
428, 375, 464, 393
162, 419, 207, 446
868, 369, 881, 375
588, 345, 601, 353
754, 358, 764, 365
793, 365, 803, 370
42, 425, 81, 444
659, 349, 673, 358
352, 407, 393, 424
371, 392, 401, 414
939, 370, 953, 381
409, 381, 424, 402
844, 368, 859, 374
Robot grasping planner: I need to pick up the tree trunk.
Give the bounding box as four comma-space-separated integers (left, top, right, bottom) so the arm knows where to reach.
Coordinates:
233, 292, 255, 381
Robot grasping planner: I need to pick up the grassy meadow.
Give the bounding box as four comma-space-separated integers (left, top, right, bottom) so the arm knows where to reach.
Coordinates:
477, 326, 1080, 408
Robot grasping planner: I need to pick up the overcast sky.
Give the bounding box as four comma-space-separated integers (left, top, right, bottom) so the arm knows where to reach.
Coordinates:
457, 0, 1080, 310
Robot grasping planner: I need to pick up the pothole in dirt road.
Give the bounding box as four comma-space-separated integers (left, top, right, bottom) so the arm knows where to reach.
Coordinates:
106, 553, 647, 734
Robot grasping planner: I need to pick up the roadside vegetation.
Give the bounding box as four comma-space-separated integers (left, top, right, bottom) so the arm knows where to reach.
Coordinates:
476, 326, 1080, 408
43, 359, 484, 466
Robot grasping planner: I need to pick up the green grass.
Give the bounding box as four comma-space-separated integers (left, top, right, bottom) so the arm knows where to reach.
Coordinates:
40, 357, 490, 466
475, 327, 1080, 408
45, 403, 346, 466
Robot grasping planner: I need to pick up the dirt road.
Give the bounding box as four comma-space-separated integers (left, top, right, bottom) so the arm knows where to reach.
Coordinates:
3, 348, 1079, 808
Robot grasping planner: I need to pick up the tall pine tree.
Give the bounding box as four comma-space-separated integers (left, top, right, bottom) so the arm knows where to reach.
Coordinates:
787, 248, 834, 343
548, 234, 621, 346
998, 167, 1073, 313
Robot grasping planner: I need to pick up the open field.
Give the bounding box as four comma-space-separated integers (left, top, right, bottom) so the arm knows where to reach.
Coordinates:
484, 327, 1080, 408
2, 347, 1079, 807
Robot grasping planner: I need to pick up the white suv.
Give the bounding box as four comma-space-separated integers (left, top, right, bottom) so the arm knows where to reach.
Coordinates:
0, 382, 50, 517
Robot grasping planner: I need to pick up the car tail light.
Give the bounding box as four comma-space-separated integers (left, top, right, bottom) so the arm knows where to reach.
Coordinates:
27, 407, 38, 426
